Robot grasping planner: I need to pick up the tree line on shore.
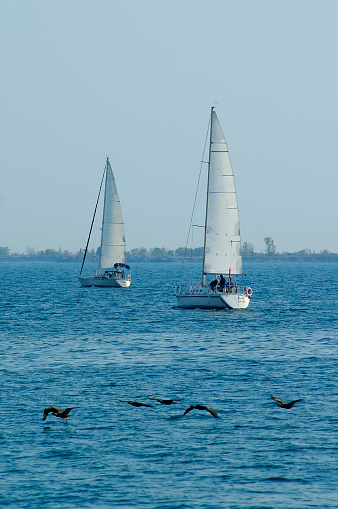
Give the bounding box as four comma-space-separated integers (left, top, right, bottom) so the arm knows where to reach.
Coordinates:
0, 246, 203, 261
0, 238, 336, 262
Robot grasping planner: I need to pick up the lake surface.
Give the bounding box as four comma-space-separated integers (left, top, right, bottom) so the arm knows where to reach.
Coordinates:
1, 260, 338, 508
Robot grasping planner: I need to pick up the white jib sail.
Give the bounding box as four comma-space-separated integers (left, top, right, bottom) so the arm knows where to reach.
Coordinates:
99, 159, 126, 270
203, 110, 243, 276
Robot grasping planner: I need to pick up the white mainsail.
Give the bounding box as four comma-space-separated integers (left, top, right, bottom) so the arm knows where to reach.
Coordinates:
100, 159, 126, 270
203, 109, 242, 276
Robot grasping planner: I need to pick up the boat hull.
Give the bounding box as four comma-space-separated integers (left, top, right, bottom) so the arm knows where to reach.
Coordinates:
78, 275, 130, 288
176, 287, 250, 310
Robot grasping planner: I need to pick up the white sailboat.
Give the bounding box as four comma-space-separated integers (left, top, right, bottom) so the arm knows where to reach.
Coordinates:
78, 157, 131, 288
176, 107, 252, 309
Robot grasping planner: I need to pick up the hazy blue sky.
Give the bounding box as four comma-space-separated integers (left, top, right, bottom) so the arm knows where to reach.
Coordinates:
1, 0, 337, 254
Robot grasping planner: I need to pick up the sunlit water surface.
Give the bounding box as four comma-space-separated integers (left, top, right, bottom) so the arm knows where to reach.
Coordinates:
1, 260, 338, 508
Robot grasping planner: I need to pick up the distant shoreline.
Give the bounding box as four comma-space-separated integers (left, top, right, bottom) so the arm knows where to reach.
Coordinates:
0, 253, 337, 263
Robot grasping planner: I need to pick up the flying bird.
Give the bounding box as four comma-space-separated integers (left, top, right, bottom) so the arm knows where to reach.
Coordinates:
43, 405, 79, 422
271, 395, 302, 409
119, 400, 153, 408
183, 404, 219, 418
147, 397, 180, 405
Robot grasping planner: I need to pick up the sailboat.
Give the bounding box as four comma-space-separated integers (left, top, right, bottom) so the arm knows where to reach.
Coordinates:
176, 107, 252, 309
78, 157, 131, 288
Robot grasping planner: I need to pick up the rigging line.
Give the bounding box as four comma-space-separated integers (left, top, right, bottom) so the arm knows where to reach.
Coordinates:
178, 114, 211, 282
181, 114, 211, 280
79, 161, 106, 276
185, 118, 211, 254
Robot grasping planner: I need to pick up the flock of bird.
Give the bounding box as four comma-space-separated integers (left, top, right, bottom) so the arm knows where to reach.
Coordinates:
43, 395, 302, 423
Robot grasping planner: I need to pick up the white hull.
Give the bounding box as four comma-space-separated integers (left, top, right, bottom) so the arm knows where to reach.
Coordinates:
176, 286, 250, 310
78, 275, 130, 288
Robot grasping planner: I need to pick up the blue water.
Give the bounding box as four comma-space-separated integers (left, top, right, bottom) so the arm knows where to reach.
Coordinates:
1, 260, 338, 508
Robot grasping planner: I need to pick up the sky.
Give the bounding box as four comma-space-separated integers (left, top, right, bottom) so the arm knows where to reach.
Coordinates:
1, 0, 338, 254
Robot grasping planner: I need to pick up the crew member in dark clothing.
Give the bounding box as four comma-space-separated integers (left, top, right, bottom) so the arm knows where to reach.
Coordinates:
210, 278, 219, 291
219, 275, 226, 291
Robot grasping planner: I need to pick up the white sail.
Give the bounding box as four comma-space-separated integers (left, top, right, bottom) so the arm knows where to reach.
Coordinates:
203, 110, 243, 276
100, 159, 126, 270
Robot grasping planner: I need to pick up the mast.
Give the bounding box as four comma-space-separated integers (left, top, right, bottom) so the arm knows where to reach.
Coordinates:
79, 161, 106, 276
99, 157, 109, 272
202, 106, 214, 286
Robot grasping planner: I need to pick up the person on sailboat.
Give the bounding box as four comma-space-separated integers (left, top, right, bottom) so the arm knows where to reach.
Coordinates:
210, 278, 219, 291
226, 278, 235, 293
219, 275, 226, 292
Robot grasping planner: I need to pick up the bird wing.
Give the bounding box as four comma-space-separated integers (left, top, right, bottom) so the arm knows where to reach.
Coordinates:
120, 400, 152, 407
62, 407, 79, 416
288, 399, 302, 407
271, 395, 287, 405
206, 406, 219, 418
50, 405, 63, 413
183, 405, 195, 416
148, 397, 177, 404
